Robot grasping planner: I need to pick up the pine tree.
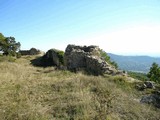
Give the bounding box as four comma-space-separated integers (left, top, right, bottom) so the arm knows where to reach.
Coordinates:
147, 62, 160, 83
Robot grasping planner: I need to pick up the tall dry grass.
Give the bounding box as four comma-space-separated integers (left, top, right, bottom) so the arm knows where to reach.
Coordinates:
0, 55, 159, 120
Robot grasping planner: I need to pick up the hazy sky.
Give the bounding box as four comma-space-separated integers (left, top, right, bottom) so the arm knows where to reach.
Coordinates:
0, 0, 160, 56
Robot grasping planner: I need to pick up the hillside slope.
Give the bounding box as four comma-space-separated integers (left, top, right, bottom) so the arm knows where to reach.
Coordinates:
0, 55, 159, 120
108, 53, 160, 73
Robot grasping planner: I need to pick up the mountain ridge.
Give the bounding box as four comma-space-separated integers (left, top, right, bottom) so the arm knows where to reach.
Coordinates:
108, 53, 160, 73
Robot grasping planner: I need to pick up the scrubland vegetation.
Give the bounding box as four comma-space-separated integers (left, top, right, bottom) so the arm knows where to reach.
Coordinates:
0, 55, 160, 120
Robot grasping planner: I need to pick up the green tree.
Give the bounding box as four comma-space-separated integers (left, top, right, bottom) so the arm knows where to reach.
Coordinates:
147, 62, 160, 83
0, 33, 5, 40
0, 33, 21, 56
0, 33, 5, 50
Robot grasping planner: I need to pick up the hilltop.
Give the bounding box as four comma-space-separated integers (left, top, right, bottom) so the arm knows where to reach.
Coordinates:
0, 54, 160, 120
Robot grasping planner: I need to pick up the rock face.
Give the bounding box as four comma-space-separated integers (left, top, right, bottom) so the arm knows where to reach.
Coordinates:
64, 44, 117, 75
42, 49, 64, 67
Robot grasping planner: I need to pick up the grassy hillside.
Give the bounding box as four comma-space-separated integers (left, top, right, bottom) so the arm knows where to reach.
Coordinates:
0, 55, 159, 120
108, 53, 160, 73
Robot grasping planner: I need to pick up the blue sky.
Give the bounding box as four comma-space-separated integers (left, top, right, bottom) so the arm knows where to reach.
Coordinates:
0, 0, 160, 56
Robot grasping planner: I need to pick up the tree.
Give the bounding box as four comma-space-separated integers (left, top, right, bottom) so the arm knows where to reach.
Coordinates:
147, 62, 160, 83
0, 33, 21, 56
0, 33, 5, 40
0, 33, 5, 51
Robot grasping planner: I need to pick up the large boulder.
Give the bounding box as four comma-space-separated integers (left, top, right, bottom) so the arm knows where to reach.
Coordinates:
64, 44, 118, 75
140, 93, 160, 108
42, 49, 64, 67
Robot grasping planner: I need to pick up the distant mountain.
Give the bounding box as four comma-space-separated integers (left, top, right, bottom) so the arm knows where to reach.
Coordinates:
108, 53, 160, 73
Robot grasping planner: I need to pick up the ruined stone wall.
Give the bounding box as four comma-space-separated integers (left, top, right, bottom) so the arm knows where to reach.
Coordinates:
20, 48, 40, 55
64, 44, 118, 75
42, 49, 61, 66
19, 50, 30, 55
39, 44, 120, 75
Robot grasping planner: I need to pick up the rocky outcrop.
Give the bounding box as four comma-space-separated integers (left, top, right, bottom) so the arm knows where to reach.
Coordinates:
20, 48, 40, 55
40, 45, 119, 75
85, 55, 116, 75
136, 81, 156, 91
135, 80, 160, 108
140, 92, 160, 108
143, 81, 155, 89
64, 44, 118, 75
41, 49, 64, 67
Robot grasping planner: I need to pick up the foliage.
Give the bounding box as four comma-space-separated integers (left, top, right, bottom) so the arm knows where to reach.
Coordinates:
110, 61, 118, 69
54, 49, 64, 65
128, 71, 149, 81
0, 33, 5, 40
100, 50, 118, 69
147, 62, 160, 83
0, 33, 21, 56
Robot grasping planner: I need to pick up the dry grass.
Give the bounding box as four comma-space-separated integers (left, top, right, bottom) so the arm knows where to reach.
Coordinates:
0, 55, 159, 120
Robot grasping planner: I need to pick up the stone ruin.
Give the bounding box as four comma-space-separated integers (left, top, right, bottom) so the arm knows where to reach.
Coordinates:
41, 44, 122, 75
64, 44, 118, 75
41, 49, 64, 67
20, 48, 40, 55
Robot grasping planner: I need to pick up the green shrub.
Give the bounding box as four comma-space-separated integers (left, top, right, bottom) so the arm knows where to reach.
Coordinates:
55, 49, 64, 65
100, 50, 118, 69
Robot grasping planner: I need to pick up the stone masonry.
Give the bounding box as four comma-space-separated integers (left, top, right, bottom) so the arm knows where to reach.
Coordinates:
64, 44, 118, 75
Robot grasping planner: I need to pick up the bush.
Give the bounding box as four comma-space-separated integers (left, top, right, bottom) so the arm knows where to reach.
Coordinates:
100, 50, 118, 69
56, 49, 64, 65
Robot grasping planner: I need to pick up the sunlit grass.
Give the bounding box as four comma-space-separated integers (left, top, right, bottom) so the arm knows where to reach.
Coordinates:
0, 55, 159, 120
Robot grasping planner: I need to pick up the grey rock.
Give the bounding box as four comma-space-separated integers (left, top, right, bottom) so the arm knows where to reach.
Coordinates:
64, 44, 118, 75
140, 95, 156, 104
42, 49, 64, 67
140, 94, 160, 108
144, 81, 155, 89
